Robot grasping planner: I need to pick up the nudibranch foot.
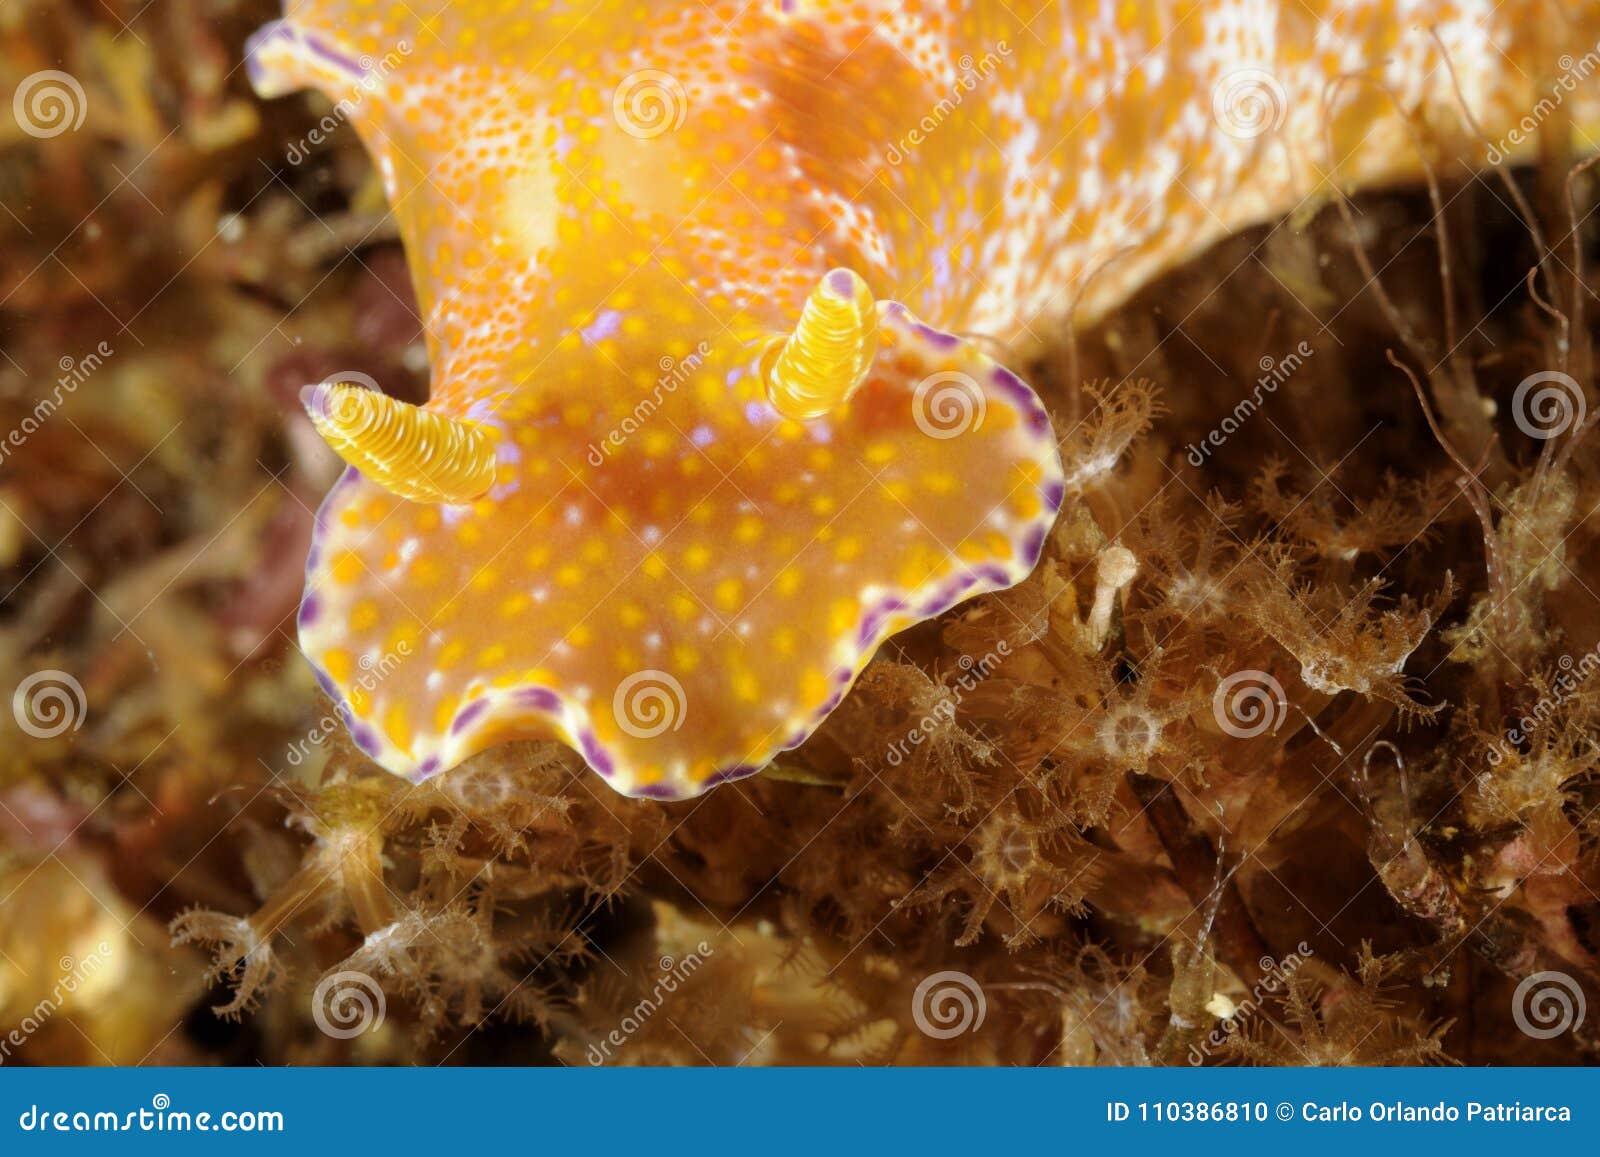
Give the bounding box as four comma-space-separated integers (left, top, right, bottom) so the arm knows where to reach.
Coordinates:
297, 303, 1062, 801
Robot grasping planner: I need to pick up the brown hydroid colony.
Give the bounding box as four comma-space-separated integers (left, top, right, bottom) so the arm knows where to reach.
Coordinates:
1, 0, 1599, 1065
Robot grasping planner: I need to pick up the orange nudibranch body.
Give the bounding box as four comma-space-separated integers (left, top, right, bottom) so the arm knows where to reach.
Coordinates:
251, 0, 1600, 798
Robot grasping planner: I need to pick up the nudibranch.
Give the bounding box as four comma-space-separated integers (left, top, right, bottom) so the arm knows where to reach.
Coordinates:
250, 1, 1599, 799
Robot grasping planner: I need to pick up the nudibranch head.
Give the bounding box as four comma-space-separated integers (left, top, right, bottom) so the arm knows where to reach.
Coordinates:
297, 304, 1061, 799
254, 3, 1066, 798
